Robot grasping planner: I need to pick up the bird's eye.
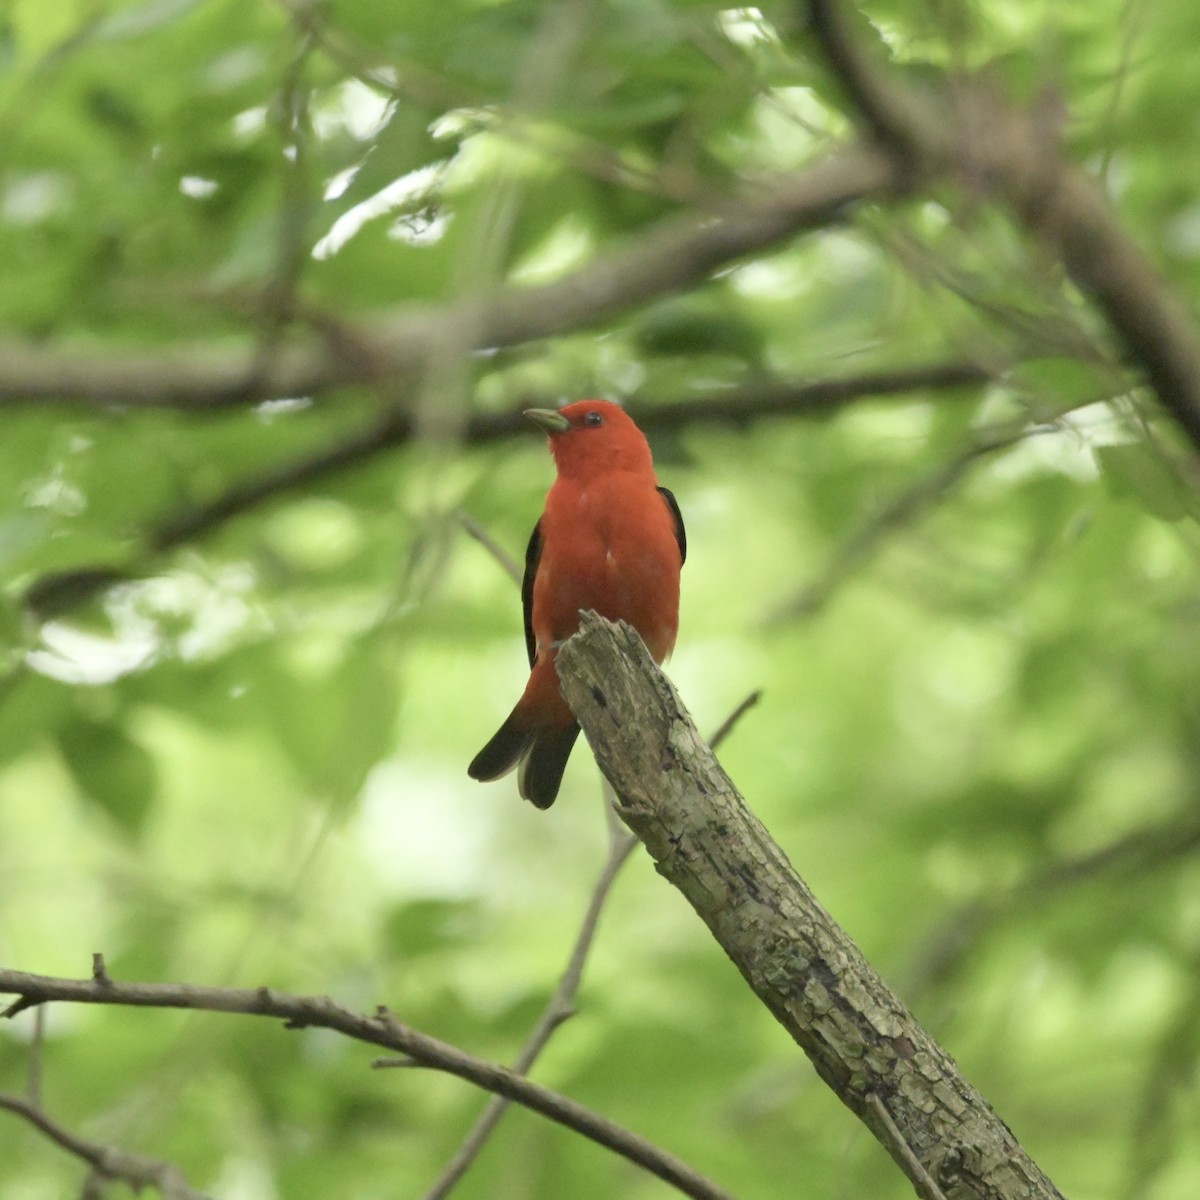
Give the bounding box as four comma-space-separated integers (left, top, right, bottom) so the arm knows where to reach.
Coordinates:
584, 411, 604, 427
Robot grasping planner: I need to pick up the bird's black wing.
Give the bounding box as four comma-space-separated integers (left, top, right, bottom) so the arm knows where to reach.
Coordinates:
521, 519, 542, 667
658, 487, 687, 566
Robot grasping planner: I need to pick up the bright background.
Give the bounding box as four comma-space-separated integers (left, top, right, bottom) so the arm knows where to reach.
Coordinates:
2, 1, 1199, 1197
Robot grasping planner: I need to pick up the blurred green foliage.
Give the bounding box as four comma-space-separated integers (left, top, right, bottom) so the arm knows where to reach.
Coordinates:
2, 1, 1200, 1198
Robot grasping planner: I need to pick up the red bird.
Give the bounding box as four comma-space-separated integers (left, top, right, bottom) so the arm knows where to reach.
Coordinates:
468, 400, 686, 809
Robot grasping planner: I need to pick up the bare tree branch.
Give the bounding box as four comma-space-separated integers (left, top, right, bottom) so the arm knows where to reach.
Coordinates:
458, 511, 523, 586
418, 692, 762, 1199
706, 690, 763, 751
21, 358, 993, 620
910, 812, 1200, 996
769, 419, 1035, 623
0, 146, 893, 412
413, 822, 638, 1200
0, 963, 734, 1200
555, 613, 1065, 1200
27, 1005, 44, 1108
866, 1091, 949, 1200
0, 1091, 212, 1200
767, 394, 1117, 623
803, 0, 1200, 456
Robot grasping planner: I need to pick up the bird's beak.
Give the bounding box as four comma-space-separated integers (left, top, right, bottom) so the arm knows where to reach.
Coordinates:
524, 408, 571, 435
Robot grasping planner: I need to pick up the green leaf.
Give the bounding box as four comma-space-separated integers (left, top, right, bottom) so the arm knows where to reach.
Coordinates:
382, 897, 483, 959
266, 637, 401, 802
58, 716, 157, 838
1009, 356, 1109, 412
1095, 442, 1192, 522
633, 296, 766, 364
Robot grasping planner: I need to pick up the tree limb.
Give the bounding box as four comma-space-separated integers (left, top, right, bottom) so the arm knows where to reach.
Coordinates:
0, 964, 733, 1200
804, 0, 1200, 456
555, 613, 1064, 1200
417, 691, 761, 1199
0, 146, 893, 412
768, 418, 1036, 623
412, 817, 638, 1200
910, 811, 1200, 996
0, 1091, 212, 1200
21, 357, 993, 619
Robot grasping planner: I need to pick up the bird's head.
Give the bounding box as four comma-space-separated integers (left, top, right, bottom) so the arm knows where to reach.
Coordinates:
524, 400, 654, 481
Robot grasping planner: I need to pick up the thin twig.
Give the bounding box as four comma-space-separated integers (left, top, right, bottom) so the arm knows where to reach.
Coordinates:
707, 691, 762, 751
458, 512, 523, 586
26, 1006, 44, 1108
767, 420, 1036, 623
246, 20, 318, 387
767, 388, 1127, 625
1121, 947, 1200, 1200
0, 967, 733, 1200
866, 1093, 948, 1200
412, 822, 638, 1199
417, 690, 762, 1198
910, 811, 1200, 995
0, 1092, 212, 1200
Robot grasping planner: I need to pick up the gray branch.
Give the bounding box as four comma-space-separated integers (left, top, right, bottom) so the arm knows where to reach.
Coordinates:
0, 146, 893, 411
0, 965, 731, 1200
21, 358, 993, 620
555, 613, 1064, 1200
0, 1091, 212, 1200
805, 0, 1200, 456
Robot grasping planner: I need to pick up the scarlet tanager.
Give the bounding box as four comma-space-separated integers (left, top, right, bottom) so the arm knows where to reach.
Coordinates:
468, 400, 686, 809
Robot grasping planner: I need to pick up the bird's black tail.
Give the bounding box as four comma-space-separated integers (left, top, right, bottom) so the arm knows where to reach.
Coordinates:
468, 714, 581, 809
518, 723, 581, 810
468, 712, 534, 784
